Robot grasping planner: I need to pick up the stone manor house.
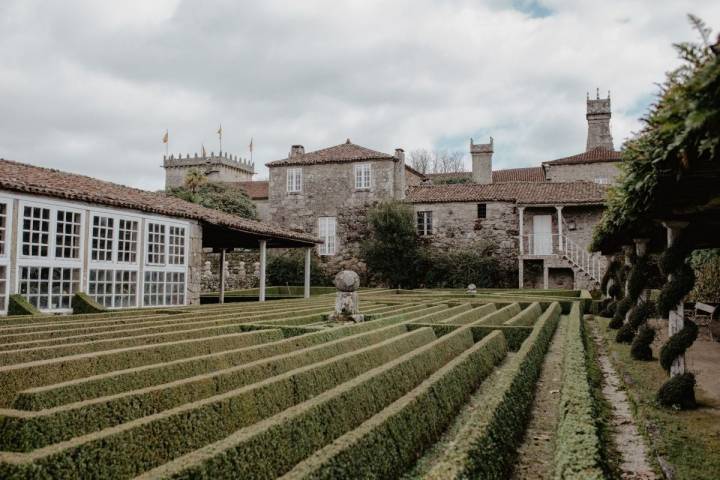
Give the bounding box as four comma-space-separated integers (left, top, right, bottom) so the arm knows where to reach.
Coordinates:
164, 93, 621, 290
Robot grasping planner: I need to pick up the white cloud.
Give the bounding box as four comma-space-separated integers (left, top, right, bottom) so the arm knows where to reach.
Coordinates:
1, 0, 719, 187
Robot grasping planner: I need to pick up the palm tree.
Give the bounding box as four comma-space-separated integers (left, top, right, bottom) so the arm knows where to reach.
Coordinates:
184, 168, 207, 194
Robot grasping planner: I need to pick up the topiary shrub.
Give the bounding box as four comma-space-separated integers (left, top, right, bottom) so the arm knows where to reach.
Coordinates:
657, 372, 696, 409
657, 264, 695, 317
7, 294, 40, 316
609, 297, 632, 329
615, 323, 635, 344
608, 283, 622, 300
628, 301, 655, 330
659, 320, 699, 371
630, 325, 656, 360
72, 292, 106, 314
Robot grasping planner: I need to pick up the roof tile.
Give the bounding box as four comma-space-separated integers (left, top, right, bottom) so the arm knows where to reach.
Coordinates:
543, 147, 621, 166
266, 140, 395, 167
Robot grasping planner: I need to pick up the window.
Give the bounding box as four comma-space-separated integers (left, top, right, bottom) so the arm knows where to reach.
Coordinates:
417, 211, 433, 236
0, 203, 7, 256
477, 203, 487, 219
318, 217, 336, 256
55, 210, 82, 259
147, 223, 166, 265
91, 216, 114, 261
354, 163, 371, 190
18, 266, 80, 310
117, 219, 139, 263
287, 168, 302, 193
22, 206, 50, 257
143, 271, 185, 306
89, 269, 138, 308
168, 226, 186, 265
594, 177, 611, 185
0, 266, 6, 311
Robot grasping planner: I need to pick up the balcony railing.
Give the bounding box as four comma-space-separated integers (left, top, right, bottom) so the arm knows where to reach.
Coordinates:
520, 233, 604, 283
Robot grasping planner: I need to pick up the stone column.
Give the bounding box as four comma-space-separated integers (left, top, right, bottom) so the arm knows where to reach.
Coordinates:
556, 206, 564, 253
604, 254, 614, 297
543, 263, 549, 290
622, 244, 634, 297
663, 222, 688, 376
219, 249, 226, 304
518, 207, 525, 255
633, 238, 649, 302
304, 247, 311, 299
259, 240, 267, 302
518, 259, 524, 289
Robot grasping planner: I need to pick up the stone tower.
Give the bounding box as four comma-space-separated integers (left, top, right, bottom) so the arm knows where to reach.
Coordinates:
586, 89, 614, 151
163, 152, 255, 189
470, 137, 493, 184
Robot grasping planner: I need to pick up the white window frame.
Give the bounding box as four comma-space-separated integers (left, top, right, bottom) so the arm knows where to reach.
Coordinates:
143, 217, 188, 307
354, 163, 371, 190
0, 196, 13, 313
417, 211, 433, 236
287, 168, 302, 193
17, 199, 85, 267
17, 265, 82, 311
318, 216, 336, 256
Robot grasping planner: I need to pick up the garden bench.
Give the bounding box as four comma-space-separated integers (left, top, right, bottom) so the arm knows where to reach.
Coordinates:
692, 302, 718, 341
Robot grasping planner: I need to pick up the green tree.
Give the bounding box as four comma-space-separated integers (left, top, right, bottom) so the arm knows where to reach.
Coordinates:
184, 168, 208, 194
167, 183, 257, 219
361, 201, 420, 288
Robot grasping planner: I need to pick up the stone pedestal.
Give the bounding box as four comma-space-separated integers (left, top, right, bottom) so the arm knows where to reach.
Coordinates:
329, 270, 364, 322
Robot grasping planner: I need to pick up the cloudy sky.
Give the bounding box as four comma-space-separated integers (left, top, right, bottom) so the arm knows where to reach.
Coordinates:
1, 1, 719, 189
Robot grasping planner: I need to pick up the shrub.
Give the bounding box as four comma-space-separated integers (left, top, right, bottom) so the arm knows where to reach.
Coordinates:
72, 292, 105, 314
7, 294, 40, 316
615, 323, 635, 344
657, 263, 695, 317
267, 251, 332, 287
659, 320, 699, 372
690, 252, 720, 303
609, 297, 632, 329
657, 373, 696, 409
361, 201, 421, 288
421, 247, 511, 289
630, 325, 655, 361
166, 183, 257, 219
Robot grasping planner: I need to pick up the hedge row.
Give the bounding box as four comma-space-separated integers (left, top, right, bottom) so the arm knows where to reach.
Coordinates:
552, 303, 605, 480
256, 303, 422, 328
282, 331, 508, 479
407, 303, 474, 324
132, 327, 477, 480
0, 327, 447, 478
504, 302, 543, 326
0, 325, 430, 452
439, 303, 496, 325
470, 325, 534, 352
423, 299, 561, 479
14, 315, 413, 410
0, 329, 283, 408
471, 302, 522, 325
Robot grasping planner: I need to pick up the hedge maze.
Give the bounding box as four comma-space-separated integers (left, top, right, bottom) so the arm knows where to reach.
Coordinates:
0, 289, 603, 479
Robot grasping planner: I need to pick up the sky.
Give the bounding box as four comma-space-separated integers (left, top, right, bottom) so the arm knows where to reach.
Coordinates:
1, 0, 719, 189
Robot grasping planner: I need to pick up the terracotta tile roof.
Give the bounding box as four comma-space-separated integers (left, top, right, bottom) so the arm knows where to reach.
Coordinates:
543, 147, 621, 166
407, 181, 607, 205
425, 167, 546, 183
0, 159, 318, 244
230, 181, 269, 200
266, 139, 395, 167
404, 164, 426, 179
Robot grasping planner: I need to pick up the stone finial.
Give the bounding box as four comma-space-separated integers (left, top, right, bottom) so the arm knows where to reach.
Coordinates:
467, 283, 477, 294
334, 270, 360, 292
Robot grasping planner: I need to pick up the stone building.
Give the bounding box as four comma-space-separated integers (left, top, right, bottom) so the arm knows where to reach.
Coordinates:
0, 159, 317, 314
163, 152, 255, 189
164, 91, 621, 290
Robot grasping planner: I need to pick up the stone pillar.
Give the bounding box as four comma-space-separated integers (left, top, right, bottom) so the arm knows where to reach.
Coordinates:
543, 263, 549, 290
219, 248, 226, 304
518, 259, 524, 289
604, 254, 614, 297
622, 244, 634, 297
556, 206, 564, 252
259, 240, 267, 302
633, 238, 649, 302
663, 222, 688, 376
304, 247, 311, 299
329, 270, 364, 322
518, 207, 525, 255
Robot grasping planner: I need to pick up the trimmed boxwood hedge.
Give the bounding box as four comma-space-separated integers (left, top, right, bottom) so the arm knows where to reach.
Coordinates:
504, 302, 542, 326
0, 327, 470, 479
71, 292, 105, 314
407, 303, 474, 324
0, 329, 283, 407
552, 304, 605, 480
471, 302, 522, 326
0, 326, 433, 453
423, 298, 561, 479
438, 303, 496, 325
281, 331, 508, 479
7, 295, 41, 316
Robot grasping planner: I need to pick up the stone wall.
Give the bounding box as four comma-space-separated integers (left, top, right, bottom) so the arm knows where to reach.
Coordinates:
200, 250, 260, 292
544, 162, 620, 183
164, 155, 254, 189
187, 221, 204, 304
254, 199, 270, 222
412, 201, 518, 270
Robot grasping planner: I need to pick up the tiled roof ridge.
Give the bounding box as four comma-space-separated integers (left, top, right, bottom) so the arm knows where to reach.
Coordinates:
266, 141, 395, 167
543, 146, 621, 165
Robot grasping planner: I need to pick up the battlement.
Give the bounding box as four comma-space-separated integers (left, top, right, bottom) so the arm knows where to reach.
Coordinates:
163, 152, 255, 174
470, 137, 494, 154
586, 89, 611, 116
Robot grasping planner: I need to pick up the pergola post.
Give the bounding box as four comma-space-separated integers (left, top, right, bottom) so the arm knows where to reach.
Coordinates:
259, 240, 267, 302
663, 222, 688, 376
543, 263, 549, 289
219, 248, 226, 304
633, 238, 649, 302
556, 205, 564, 252
304, 247, 311, 299
518, 206, 525, 255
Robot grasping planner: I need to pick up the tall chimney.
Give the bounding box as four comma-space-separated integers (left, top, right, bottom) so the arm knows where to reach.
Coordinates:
470, 137, 493, 184
586, 89, 614, 150
393, 148, 406, 200
289, 145, 305, 157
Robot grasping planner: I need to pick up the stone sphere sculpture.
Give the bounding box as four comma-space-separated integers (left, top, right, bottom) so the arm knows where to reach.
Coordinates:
467, 283, 477, 294
334, 270, 360, 292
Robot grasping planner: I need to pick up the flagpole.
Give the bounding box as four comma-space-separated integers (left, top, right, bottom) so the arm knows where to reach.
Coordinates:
218, 124, 222, 154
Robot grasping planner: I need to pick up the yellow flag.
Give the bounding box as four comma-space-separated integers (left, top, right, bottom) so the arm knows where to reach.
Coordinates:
162, 130, 169, 144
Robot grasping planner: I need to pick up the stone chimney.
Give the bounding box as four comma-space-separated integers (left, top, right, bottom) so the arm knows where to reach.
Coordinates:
393, 148, 406, 200
470, 137, 493, 184
289, 145, 305, 157
586, 89, 614, 150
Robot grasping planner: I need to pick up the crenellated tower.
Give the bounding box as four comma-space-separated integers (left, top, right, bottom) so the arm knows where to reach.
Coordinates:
586, 89, 614, 151
163, 152, 255, 189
